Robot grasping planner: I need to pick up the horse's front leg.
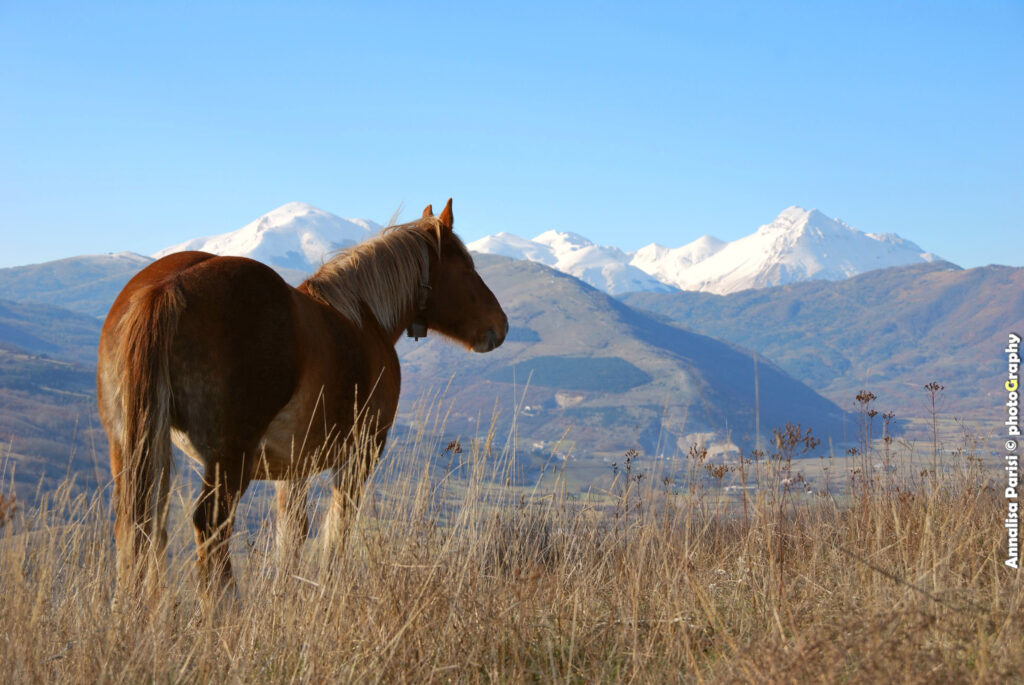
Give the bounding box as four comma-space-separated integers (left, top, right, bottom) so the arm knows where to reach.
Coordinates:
274, 479, 309, 570
321, 464, 363, 567
321, 433, 384, 566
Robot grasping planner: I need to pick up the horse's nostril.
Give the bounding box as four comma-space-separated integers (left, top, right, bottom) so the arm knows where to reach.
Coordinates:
476, 327, 504, 353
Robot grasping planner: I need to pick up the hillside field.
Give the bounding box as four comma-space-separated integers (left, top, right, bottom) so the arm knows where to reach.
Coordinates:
0, 406, 1019, 683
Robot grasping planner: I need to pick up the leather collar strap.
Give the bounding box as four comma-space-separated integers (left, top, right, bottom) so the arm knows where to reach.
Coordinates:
406, 282, 431, 340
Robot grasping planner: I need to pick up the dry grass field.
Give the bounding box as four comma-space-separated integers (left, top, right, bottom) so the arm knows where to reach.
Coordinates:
0, 403, 1021, 684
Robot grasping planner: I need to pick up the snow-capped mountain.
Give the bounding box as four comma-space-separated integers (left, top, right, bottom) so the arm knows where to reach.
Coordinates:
468, 232, 558, 266
153, 202, 380, 282
150, 203, 937, 296
466, 230, 676, 295
469, 207, 939, 295
659, 207, 938, 294
630, 235, 727, 286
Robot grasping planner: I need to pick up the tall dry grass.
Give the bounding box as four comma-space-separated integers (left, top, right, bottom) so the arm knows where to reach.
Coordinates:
0, 400, 1020, 683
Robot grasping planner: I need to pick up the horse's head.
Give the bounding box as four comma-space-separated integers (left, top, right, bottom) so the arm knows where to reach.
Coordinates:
416, 199, 508, 353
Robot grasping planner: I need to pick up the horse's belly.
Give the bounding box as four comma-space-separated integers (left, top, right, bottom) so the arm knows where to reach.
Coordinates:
257, 393, 308, 479
169, 394, 327, 480
256, 388, 349, 480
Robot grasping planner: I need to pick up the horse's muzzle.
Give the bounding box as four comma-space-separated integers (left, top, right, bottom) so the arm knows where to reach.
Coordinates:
474, 321, 508, 353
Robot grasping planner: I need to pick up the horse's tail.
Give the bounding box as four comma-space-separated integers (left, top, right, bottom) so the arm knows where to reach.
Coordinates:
113, 282, 183, 568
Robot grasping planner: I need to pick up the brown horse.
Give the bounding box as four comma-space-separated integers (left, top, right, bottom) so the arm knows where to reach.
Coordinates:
97, 199, 507, 593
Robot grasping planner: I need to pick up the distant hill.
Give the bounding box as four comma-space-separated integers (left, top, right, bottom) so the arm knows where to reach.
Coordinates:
0, 252, 152, 318
0, 302, 105, 495
621, 261, 1024, 416
0, 299, 102, 365
0, 347, 105, 496
396, 255, 852, 461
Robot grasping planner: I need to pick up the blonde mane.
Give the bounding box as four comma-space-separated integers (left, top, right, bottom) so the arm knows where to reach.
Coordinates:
302, 217, 469, 331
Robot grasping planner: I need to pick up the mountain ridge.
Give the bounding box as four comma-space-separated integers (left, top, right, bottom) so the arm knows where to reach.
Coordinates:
0, 203, 943, 307
469, 206, 940, 295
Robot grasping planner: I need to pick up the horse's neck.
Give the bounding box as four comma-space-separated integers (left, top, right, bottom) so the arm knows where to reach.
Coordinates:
298, 278, 416, 345
302, 228, 432, 343
358, 298, 410, 346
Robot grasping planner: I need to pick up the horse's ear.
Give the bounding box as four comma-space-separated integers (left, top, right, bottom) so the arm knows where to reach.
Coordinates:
438, 198, 453, 231
421, 204, 433, 218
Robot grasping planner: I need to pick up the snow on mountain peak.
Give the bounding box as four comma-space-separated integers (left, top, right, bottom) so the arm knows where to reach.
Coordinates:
470, 207, 940, 295
633, 243, 669, 260
466, 232, 558, 266
759, 207, 846, 236
470, 230, 673, 295
153, 203, 381, 279
661, 207, 939, 293
532, 230, 596, 252
769, 205, 812, 224
630, 235, 727, 285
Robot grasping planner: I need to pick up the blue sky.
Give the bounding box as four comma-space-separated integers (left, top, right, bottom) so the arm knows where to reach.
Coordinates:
1, 1, 1021, 268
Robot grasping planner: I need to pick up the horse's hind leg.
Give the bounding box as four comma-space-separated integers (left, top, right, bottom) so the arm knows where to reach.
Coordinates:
274, 479, 309, 569
192, 458, 250, 593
